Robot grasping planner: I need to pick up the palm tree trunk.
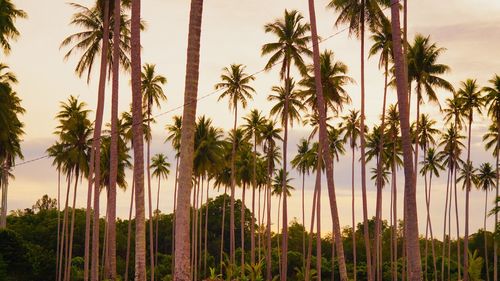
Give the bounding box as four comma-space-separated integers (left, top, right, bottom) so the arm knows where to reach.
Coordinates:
172, 155, 179, 277
485, 186, 490, 281
305, 164, 320, 281
106, 0, 121, 279
307, 1, 348, 279
332, 231, 335, 281
124, 178, 135, 281
87, 1, 110, 279
441, 166, 451, 281
220, 185, 227, 272
66, 170, 80, 281
316, 165, 322, 281
266, 156, 273, 281
464, 115, 473, 281
251, 136, 257, 267
351, 146, 357, 281
277, 194, 281, 277
302, 171, 306, 271
454, 164, 461, 279
155, 176, 161, 278
130, 0, 147, 278
56, 169, 61, 281
427, 173, 437, 281
230, 104, 238, 266
173, 0, 204, 280
495, 117, 499, 281
59, 173, 72, 281
389, 2, 422, 280
281, 84, 290, 281
204, 178, 210, 277
147, 109, 155, 281
241, 182, 247, 274
448, 167, 453, 281
258, 182, 262, 264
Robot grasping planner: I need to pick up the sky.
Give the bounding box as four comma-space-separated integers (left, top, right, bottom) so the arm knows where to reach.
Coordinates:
4, 0, 500, 238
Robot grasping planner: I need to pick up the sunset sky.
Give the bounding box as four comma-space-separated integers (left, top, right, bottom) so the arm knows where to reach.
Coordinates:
5, 0, 500, 237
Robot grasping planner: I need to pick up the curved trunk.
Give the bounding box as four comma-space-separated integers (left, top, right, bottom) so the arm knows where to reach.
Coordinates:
390, 2, 422, 279
281, 83, 290, 281
307, 1, 348, 279
441, 166, 451, 281
56, 170, 61, 281
174, 0, 204, 280
131, 0, 147, 279
59, 173, 72, 281
230, 104, 238, 265
258, 181, 262, 263
124, 178, 135, 281
426, 172, 437, 281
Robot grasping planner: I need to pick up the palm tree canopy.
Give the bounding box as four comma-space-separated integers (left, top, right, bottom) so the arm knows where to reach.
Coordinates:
420, 147, 444, 177
340, 109, 361, 149
368, 15, 393, 69
194, 116, 225, 177
328, 126, 346, 161
215, 64, 255, 112
272, 169, 294, 197
291, 138, 313, 175
407, 34, 453, 107
151, 153, 171, 180
242, 109, 266, 144
438, 124, 465, 168
483, 74, 500, 121
483, 121, 500, 157
0, 0, 27, 55
412, 114, 439, 149
165, 115, 182, 153
261, 9, 312, 78
476, 162, 496, 192
141, 63, 167, 114
268, 78, 305, 127
457, 78, 484, 122
443, 93, 466, 130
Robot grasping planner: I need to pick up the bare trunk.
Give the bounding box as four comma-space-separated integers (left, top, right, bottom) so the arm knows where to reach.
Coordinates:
241, 182, 247, 275
463, 115, 473, 281
454, 163, 461, 279
124, 178, 135, 281
441, 167, 451, 281
60, 173, 72, 281
307, 1, 348, 279
155, 177, 161, 278
266, 154, 273, 281
495, 117, 499, 281
66, 170, 80, 281
174, 1, 204, 280
281, 70, 290, 281
316, 163, 322, 281
302, 172, 306, 271
220, 186, 227, 272
230, 104, 238, 266
390, 2, 422, 280
88, 1, 110, 279
147, 112, 155, 281
251, 137, 257, 267
131, 0, 146, 279
56, 170, 61, 281
204, 179, 209, 276
305, 166, 320, 281
172, 156, 179, 277
351, 147, 357, 281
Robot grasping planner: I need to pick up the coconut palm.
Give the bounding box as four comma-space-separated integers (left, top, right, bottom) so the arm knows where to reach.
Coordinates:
457, 79, 484, 280
242, 109, 266, 265
262, 11, 311, 277
388, 1, 423, 279
420, 147, 444, 281
291, 139, 313, 268
483, 74, 500, 280
476, 162, 496, 281
214, 63, 255, 266
150, 153, 171, 273
260, 119, 282, 280
0, 0, 26, 55
141, 62, 167, 279
326, 1, 389, 276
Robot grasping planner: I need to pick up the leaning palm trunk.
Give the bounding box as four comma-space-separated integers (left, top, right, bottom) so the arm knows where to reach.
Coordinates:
301, 171, 306, 270
307, 1, 348, 279
424, 169, 437, 281
56, 170, 61, 281
174, 0, 204, 280
86, 1, 110, 280
155, 176, 162, 275
124, 178, 135, 281
441, 166, 451, 281
453, 163, 461, 279
65, 170, 81, 281
107, 0, 121, 278
59, 173, 72, 281
390, 1, 422, 280
305, 162, 320, 281
130, 0, 147, 279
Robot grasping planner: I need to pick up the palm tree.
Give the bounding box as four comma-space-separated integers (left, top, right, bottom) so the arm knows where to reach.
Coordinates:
260, 119, 282, 280
327, 1, 388, 277
483, 74, 500, 281
457, 79, 484, 280
262, 11, 311, 278
420, 147, 444, 280
61, 2, 132, 278
130, 0, 147, 279
141, 62, 167, 279
174, 0, 204, 279
0, 0, 26, 55
291, 139, 313, 269
339, 109, 361, 279
214, 63, 255, 266
151, 153, 170, 273
0, 65, 23, 229
477, 162, 496, 281
389, 1, 423, 279
242, 109, 266, 265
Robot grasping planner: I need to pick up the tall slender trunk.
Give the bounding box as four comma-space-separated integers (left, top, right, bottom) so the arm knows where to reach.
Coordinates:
463, 115, 473, 281
155, 176, 161, 278
66, 170, 80, 281
266, 153, 273, 281
230, 104, 238, 266
241, 182, 247, 275
305, 165, 320, 281
124, 178, 135, 281
441, 166, 451, 281
251, 136, 257, 267
426, 172, 437, 281
307, 1, 348, 279
87, 1, 110, 279
107, 1, 121, 279
316, 163, 322, 281
484, 181, 490, 281
174, 0, 204, 280
495, 117, 499, 281
302, 171, 306, 271
277, 194, 281, 277
59, 173, 72, 281
448, 166, 453, 281
281, 66, 291, 281
56, 170, 61, 281
351, 146, 357, 281
147, 108, 155, 281
220, 186, 227, 272
171, 155, 179, 277
131, 0, 146, 279
454, 162, 461, 279
204, 179, 209, 276
390, 2, 422, 280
